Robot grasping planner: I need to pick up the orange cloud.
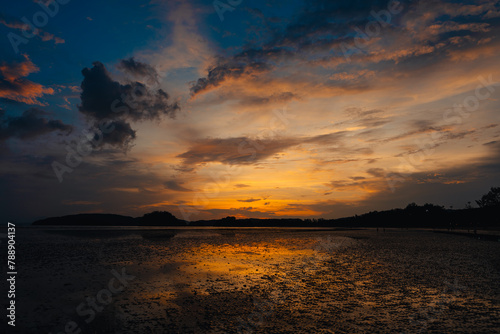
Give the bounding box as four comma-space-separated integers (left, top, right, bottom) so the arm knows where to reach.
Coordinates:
0, 55, 54, 105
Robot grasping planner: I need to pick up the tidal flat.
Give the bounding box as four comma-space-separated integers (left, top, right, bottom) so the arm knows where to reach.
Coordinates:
8, 227, 500, 333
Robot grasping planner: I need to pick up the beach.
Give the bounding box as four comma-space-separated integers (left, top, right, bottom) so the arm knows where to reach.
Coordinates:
5, 227, 500, 333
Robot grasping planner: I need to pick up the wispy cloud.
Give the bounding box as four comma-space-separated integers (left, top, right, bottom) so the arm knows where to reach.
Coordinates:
0, 13, 65, 45
0, 55, 54, 105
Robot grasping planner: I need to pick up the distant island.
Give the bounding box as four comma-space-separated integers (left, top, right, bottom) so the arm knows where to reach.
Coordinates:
31, 204, 500, 230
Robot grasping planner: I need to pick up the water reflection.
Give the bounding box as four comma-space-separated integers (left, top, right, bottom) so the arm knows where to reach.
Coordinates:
123, 234, 340, 332
16, 229, 500, 333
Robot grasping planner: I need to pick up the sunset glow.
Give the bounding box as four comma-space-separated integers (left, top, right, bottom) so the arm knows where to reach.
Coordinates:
1, 0, 500, 222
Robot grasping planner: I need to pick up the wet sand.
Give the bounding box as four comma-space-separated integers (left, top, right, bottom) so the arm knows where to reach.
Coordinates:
6, 228, 500, 333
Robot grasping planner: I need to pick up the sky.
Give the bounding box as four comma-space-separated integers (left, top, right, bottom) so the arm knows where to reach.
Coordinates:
1, 0, 500, 223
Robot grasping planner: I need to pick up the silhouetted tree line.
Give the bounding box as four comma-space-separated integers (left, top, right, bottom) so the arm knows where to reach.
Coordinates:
33, 187, 500, 229
476, 187, 500, 208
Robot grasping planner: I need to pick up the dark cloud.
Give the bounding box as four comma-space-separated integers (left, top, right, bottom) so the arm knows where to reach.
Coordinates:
376, 120, 444, 143
366, 168, 386, 178
345, 107, 385, 119
117, 57, 159, 84
177, 131, 366, 166
190, 56, 273, 96
177, 136, 301, 166
304, 131, 348, 146
271, 0, 392, 45
80, 61, 178, 121
237, 198, 261, 202
192, 0, 500, 100
240, 92, 299, 106
359, 117, 392, 129
97, 120, 136, 147
442, 130, 477, 141
79, 61, 179, 147
326, 175, 384, 191
306, 131, 374, 156
0, 108, 72, 142
190, 0, 392, 98
164, 180, 193, 192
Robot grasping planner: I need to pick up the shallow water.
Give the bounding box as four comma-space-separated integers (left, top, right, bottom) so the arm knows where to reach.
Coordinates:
5, 228, 500, 333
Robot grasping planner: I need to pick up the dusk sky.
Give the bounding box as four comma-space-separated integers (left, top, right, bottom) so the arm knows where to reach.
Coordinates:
1, 0, 500, 223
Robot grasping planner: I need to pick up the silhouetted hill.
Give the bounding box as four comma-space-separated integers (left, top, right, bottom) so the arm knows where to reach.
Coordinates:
135, 211, 185, 226
32, 214, 136, 226
32, 211, 188, 227
32, 205, 500, 230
